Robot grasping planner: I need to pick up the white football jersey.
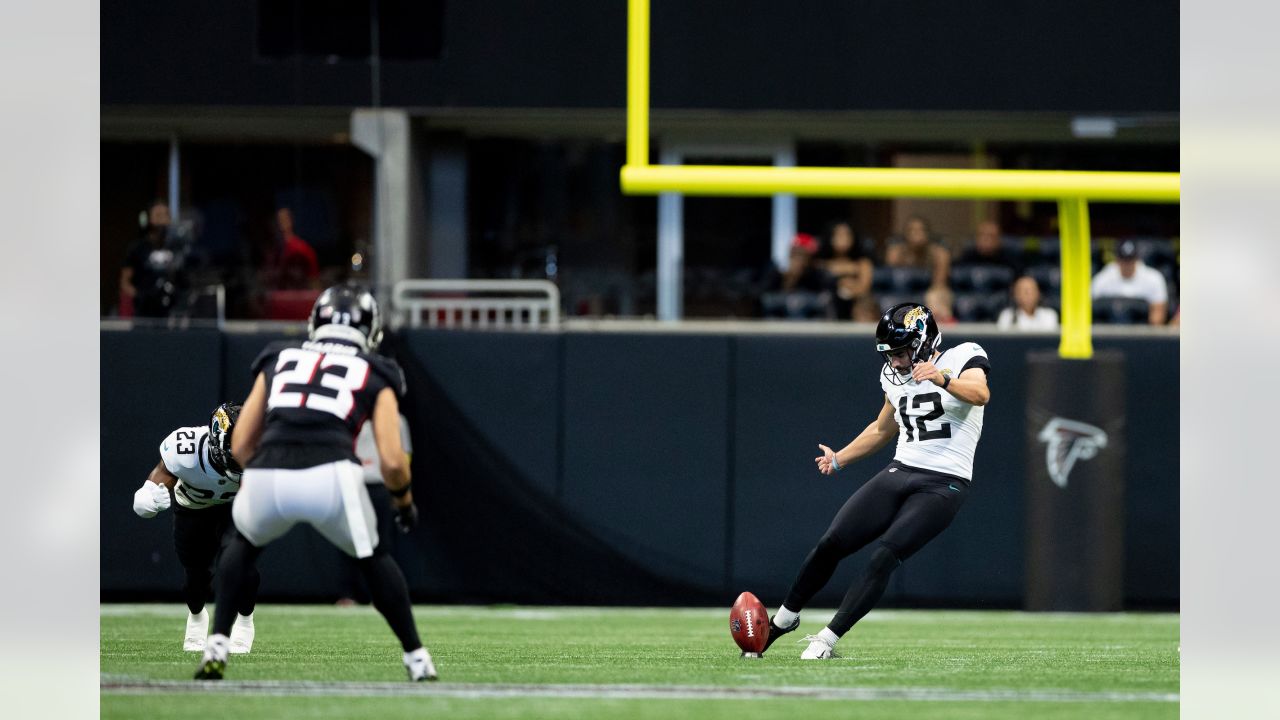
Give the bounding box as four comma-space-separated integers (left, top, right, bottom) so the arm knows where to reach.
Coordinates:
354, 415, 413, 484
879, 342, 990, 481
159, 426, 239, 509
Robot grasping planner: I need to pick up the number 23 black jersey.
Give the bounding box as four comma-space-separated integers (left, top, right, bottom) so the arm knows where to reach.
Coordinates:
249, 338, 407, 470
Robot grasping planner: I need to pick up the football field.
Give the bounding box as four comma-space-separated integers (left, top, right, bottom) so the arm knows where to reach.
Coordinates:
101, 604, 1179, 719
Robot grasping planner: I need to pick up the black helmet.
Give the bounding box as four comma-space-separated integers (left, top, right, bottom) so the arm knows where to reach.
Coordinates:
308, 283, 383, 351
208, 402, 242, 480
875, 302, 942, 386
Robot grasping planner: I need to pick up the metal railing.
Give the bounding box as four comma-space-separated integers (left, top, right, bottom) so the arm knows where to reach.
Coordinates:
392, 279, 561, 330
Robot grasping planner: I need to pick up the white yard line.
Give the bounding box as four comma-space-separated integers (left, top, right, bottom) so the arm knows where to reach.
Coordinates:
99, 604, 1179, 624
100, 678, 1178, 704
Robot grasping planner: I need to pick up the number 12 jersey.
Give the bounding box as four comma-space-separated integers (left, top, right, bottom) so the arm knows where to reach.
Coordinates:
879, 342, 990, 481
250, 338, 407, 470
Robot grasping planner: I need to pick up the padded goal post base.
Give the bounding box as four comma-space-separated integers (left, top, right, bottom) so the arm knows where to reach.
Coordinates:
1024, 351, 1127, 612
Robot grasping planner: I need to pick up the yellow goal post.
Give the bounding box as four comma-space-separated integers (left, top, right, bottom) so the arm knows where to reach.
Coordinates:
618, 0, 1180, 359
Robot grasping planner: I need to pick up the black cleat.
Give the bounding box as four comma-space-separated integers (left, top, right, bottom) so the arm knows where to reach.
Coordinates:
759, 615, 800, 655
193, 657, 225, 680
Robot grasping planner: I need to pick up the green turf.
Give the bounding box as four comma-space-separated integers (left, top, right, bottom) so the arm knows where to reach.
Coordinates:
101, 604, 1179, 719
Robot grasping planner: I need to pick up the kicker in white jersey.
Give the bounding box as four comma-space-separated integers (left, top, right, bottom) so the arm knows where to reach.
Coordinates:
879, 342, 989, 480
159, 426, 240, 508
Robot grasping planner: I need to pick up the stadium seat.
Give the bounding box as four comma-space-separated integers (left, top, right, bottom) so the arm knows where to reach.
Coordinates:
1130, 237, 1177, 267
1093, 296, 1150, 324
953, 291, 1009, 322
760, 291, 830, 319
1025, 264, 1061, 292
950, 264, 1014, 293
1025, 236, 1060, 263
872, 266, 933, 294
875, 293, 923, 314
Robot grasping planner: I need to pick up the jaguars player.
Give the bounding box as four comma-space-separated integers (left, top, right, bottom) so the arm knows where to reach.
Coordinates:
131, 403, 259, 653
195, 283, 436, 682
759, 303, 990, 659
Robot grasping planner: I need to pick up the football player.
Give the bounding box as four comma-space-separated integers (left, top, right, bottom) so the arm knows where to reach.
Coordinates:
760, 303, 991, 659
194, 284, 437, 682
131, 403, 259, 653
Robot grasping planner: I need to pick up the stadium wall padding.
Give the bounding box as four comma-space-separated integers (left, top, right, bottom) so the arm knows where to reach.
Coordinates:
101, 328, 1178, 609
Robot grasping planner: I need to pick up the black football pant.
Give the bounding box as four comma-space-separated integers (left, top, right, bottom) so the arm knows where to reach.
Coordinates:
783, 461, 969, 637
213, 530, 422, 653
173, 504, 259, 617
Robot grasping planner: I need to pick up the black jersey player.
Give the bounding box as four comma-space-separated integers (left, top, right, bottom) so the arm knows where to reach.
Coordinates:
761, 303, 991, 659
194, 284, 436, 681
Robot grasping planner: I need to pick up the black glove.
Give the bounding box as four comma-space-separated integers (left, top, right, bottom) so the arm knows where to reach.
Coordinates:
394, 502, 419, 533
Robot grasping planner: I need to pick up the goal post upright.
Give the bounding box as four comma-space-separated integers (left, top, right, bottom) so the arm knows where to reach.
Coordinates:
618, 0, 1179, 356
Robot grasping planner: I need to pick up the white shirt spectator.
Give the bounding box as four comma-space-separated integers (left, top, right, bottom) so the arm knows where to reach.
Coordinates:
1091, 261, 1168, 304
996, 306, 1059, 331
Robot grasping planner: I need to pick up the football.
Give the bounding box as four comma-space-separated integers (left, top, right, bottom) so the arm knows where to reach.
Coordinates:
729, 591, 770, 655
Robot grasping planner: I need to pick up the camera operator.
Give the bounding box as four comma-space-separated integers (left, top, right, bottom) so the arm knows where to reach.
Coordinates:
120, 200, 195, 318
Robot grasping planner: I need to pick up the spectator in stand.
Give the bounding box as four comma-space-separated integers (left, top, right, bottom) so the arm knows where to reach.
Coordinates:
817, 221, 875, 321
765, 233, 827, 293
955, 220, 1022, 275
120, 200, 180, 317
273, 207, 320, 290
851, 297, 881, 322
997, 275, 1059, 331
884, 215, 950, 289
924, 286, 958, 326
1092, 239, 1169, 325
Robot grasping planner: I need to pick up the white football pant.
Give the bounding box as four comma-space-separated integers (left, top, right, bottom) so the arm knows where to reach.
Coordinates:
232, 460, 379, 558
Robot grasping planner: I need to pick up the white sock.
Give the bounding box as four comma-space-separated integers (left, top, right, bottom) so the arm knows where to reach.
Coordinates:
403, 647, 426, 665
773, 605, 799, 629
235, 612, 253, 623
818, 627, 840, 646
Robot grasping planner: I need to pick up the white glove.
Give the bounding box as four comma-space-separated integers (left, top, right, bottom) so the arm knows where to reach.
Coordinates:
133, 482, 171, 518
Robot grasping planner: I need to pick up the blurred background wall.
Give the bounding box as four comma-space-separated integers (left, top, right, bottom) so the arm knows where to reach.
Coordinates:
100, 327, 1178, 609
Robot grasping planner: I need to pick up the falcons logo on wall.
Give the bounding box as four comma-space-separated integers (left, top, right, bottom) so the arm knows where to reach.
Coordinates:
1037, 417, 1108, 488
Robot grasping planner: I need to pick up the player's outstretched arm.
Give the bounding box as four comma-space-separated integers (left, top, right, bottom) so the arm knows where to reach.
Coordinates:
232, 373, 268, 463
132, 462, 175, 518
815, 397, 899, 475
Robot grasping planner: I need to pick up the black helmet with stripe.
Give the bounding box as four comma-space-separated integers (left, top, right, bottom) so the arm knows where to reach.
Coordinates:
308, 283, 383, 351
875, 302, 941, 386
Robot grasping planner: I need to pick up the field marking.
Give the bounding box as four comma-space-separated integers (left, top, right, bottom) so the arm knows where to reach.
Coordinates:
99, 604, 1179, 624
100, 678, 1178, 704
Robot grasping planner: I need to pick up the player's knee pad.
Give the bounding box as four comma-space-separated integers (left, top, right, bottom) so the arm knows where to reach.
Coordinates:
868, 543, 902, 577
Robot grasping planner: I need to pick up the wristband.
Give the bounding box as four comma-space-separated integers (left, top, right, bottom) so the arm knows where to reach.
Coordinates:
830, 454, 842, 472
941, 375, 951, 390
389, 483, 411, 498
